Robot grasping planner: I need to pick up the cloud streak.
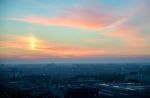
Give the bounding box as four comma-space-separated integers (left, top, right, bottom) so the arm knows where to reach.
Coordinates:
0, 34, 149, 60
4, 3, 127, 30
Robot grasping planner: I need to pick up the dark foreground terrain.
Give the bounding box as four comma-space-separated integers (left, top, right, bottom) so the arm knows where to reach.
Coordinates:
0, 63, 150, 98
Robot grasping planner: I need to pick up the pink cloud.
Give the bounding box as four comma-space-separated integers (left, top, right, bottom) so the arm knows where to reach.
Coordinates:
104, 26, 147, 55
5, 2, 144, 31
7, 15, 112, 30
6, 4, 124, 30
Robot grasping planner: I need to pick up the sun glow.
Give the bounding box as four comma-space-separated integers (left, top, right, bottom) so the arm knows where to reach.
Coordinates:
29, 36, 36, 50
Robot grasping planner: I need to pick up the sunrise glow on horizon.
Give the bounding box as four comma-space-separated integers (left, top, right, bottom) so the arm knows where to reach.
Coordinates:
29, 36, 36, 50
0, 0, 150, 63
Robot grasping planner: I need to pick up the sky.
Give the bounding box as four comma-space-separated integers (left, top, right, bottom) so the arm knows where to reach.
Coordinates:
0, 0, 150, 64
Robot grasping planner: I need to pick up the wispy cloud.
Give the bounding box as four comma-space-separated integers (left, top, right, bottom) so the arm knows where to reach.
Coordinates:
0, 34, 149, 60
3, 3, 127, 30
4, 0, 146, 31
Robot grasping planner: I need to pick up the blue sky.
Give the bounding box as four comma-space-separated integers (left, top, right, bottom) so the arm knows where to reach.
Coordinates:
0, 0, 150, 63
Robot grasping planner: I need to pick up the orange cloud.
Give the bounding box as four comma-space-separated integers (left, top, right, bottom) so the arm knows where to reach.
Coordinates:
0, 34, 111, 59
0, 34, 149, 60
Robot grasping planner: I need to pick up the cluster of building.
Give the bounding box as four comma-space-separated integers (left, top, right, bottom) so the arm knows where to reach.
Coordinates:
60, 80, 150, 98
1, 64, 150, 98
1, 76, 150, 98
